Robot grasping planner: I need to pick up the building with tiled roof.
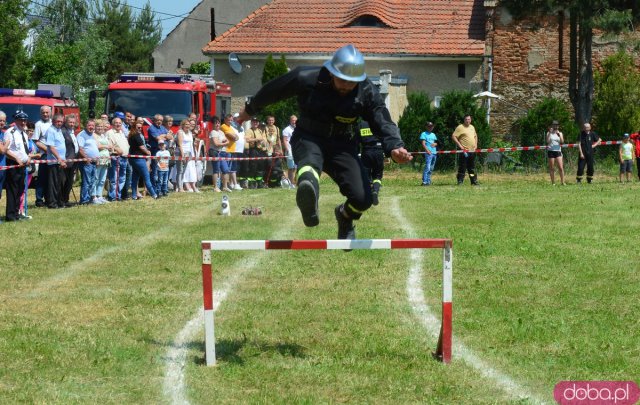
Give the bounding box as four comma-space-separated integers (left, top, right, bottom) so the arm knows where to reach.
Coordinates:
202, 0, 488, 118
152, 0, 270, 73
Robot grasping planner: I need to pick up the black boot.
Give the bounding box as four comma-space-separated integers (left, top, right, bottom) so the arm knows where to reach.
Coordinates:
335, 204, 356, 240
296, 179, 319, 227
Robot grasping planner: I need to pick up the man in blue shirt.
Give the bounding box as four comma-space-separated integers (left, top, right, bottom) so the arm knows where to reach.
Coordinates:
77, 119, 100, 204
147, 114, 167, 190
419, 122, 438, 186
44, 114, 67, 208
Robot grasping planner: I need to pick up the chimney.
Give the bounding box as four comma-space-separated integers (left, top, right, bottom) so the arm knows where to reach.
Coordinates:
210, 8, 216, 41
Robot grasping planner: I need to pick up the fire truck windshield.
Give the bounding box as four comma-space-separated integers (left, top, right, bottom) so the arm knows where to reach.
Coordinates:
106, 90, 192, 122
0, 104, 43, 125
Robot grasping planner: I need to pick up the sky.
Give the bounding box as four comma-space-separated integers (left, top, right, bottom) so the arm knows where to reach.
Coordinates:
126, 0, 203, 39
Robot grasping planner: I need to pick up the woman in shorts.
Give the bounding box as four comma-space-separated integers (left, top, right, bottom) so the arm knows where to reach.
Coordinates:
207, 117, 231, 192
546, 120, 565, 185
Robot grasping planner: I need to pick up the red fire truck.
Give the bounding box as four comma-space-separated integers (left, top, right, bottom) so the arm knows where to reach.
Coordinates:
0, 84, 80, 125
89, 73, 232, 183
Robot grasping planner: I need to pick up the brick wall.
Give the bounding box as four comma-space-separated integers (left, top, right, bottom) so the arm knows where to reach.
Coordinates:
486, 5, 640, 139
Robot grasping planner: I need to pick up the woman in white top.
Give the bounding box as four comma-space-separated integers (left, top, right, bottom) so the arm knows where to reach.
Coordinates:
178, 119, 198, 192
546, 120, 565, 185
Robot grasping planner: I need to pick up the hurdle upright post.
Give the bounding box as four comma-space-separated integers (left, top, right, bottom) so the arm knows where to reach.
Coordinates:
434, 240, 453, 363
201, 242, 216, 366
200, 238, 453, 366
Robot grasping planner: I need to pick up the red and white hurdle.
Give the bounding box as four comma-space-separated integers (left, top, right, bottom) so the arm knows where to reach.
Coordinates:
200, 238, 453, 366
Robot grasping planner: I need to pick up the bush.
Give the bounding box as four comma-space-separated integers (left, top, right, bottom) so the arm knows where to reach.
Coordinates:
259, 54, 297, 129
398, 90, 491, 171
433, 90, 491, 170
515, 98, 579, 167
397, 92, 433, 170
593, 51, 640, 161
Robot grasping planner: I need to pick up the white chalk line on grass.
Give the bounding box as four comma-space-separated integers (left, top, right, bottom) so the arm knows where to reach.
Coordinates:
163, 217, 295, 405
390, 197, 547, 405
22, 208, 211, 299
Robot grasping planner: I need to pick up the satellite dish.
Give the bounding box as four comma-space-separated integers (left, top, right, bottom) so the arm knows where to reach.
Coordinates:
229, 53, 242, 74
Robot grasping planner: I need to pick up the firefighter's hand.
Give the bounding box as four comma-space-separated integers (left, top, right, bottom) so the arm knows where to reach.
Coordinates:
391, 147, 413, 163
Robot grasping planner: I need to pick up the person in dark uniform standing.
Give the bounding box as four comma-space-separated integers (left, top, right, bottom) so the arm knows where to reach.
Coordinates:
238, 44, 412, 240
61, 114, 79, 207
3, 111, 32, 221
358, 121, 385, 206
576, 122, 601, 184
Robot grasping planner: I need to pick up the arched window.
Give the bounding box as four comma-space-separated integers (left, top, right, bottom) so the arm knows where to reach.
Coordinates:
349, 14, 389, 28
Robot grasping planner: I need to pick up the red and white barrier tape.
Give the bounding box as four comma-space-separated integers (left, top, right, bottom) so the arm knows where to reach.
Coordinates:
0, 154, 285, 170
413, 140, 622, 155
0, 141, 626, 171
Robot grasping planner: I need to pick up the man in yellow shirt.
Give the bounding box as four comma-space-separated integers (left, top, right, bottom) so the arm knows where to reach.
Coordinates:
451, 114, 479, 185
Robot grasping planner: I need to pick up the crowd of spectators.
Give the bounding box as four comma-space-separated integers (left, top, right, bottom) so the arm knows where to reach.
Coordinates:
0, 107, 299, 222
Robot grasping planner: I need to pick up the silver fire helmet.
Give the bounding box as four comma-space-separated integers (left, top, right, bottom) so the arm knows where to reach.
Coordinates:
323, 44, 366, 82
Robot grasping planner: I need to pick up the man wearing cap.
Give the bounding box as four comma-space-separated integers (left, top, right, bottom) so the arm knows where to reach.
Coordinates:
419, 121, 438, 186
244, 116, 268, 188
238, 44, 412, 241
240, 44, 412, 239
3, 111, 32, 220
619, 133, 634, 183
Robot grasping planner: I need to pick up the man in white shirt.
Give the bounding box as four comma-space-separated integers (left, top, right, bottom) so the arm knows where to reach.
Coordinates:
4, 111, 32, 220
34, 106, 52, 207
106, 117, 129, 201
281, 115, 297, 187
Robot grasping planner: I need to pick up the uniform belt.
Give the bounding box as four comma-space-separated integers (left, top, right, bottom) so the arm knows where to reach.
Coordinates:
297, 116, 356, 139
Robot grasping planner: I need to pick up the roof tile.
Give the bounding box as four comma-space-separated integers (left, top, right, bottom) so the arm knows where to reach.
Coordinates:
203, 0, 486, 56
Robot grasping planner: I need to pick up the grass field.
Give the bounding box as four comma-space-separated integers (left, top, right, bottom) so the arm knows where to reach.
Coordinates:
1, 168, 639, 404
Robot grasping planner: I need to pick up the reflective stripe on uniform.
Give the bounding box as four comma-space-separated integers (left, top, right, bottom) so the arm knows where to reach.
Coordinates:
297, 165, 319, 181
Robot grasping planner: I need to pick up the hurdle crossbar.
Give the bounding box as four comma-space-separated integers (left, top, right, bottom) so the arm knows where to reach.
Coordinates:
201, 238, 453, 366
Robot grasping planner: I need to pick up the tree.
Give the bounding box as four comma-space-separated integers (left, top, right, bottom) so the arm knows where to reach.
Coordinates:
92, 0, 161, 81
399, 91, 491, 170
189, 62, 211, 74
431, 91, 492, 170
32, 0, 90, 44
515, 97, 579, 167
593, 51, 640, 160
397, 92, 433, 169
0, 0, 30, 87
260, 54, 297, 128
501, 0, 640, 126
261, 54, 288, 84
131, 2, 162, 72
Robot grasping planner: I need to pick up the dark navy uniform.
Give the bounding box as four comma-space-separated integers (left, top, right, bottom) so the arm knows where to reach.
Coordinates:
358, 121, 384, 205
245, 66, 403, 220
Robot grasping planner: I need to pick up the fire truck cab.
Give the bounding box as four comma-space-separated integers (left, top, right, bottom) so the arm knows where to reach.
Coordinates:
0, 84, 80, 125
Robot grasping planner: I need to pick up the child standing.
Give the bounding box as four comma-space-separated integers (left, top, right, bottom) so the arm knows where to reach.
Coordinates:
156, 140, 171, 196
619, 133, 634, 183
